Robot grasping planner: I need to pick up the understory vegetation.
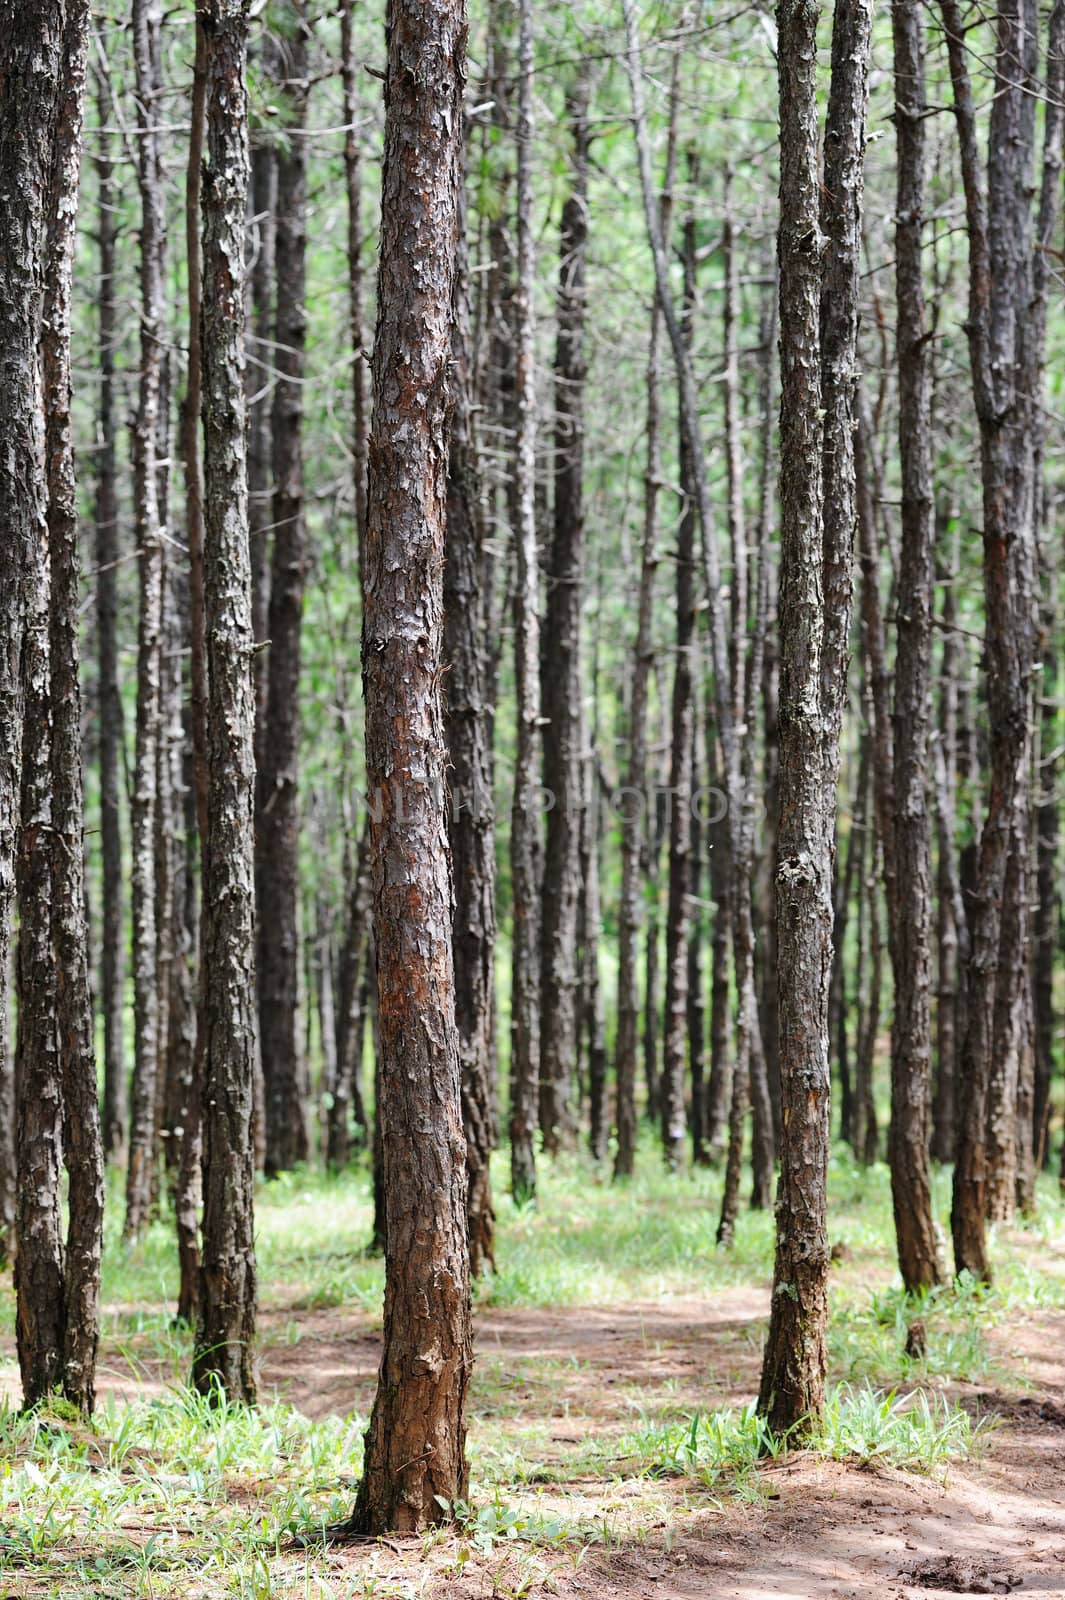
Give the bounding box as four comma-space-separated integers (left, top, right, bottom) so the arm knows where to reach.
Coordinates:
0, 1150, 1059, 1599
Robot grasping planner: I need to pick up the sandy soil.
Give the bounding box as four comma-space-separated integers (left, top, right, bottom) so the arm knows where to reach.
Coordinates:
254, 1294, 1065, 1599
5, 1285, 1065, 1596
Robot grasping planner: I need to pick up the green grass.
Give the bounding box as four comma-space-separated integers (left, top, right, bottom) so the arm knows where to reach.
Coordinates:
0, 1142, 1062, 1596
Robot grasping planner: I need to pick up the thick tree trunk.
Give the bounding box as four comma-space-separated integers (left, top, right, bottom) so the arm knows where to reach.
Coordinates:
759, 0, 869, 1437
192, 0, 258, 1405
93, 68, 127, 1169
445, 133, 497, 1276
539, 71, 591, 1155
508, 0, 542, 1207
932, 516, 966, 1164
125, 0, 168, 1238
44, 0, 104, 1413
348, 0, 471, 1533
257, 16, 311, 1176
0, 0, 67, 1310
888, 0, 941, 1291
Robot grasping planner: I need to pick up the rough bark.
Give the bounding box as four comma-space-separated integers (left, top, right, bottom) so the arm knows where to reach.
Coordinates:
341, 0, 369, 569
445, 130, 496, 1276
660, 199, 698, 1173
888, 0, 941, 1291
44, 0, 104, 1413
16, 499, 65, 1411
613, 50, 680, 1180
192, 0, 258, 1404
257, 14, 311, 1176
508, 0, 542, 1207
125, 0, 168, 1238
0, 0, 67, 1306
93, 65, 127, 1168
757, 0, 835, 1438
176, 12, 208, 1329
942, 0, 1039, 1282
539, 70, 591, 1155
347, 0, 472, 1533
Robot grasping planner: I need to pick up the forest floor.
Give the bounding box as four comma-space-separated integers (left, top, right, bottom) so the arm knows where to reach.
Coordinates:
1, 1153, 1064, 1598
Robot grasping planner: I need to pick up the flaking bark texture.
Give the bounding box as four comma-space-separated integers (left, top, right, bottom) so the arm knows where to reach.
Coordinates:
539, 71, 591, 1155
888, 0, 941, 1291
943, 0, 1039, 1281
445, 140, 497, 1276
508, 0, 542, 1208
93, 71, 127, 1167
193, 0, 257, 1406
125, 0, 168, 1238
758, 0, 833, 1439
43, 0, 104, 1413
349, 0, 472, 1533
257, 15, 311, 1176
1, 0, 65, 1409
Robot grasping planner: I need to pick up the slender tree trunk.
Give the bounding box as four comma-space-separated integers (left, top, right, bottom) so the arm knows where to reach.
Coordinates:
687, 709, 707, 1165
660, 198, 698, 1173
613, 56, 680, 1179
718, 281, 778, 1239
943, 0, 1039, 1282
331, 830, 371, 1166
582, 724, 608, 1162
1032, 639, 1058, 1172
192, 0, 257, 1404
93, 67, 127, 1169
43, 0, 104, 1412
759, 0, 869, 1437
248, 135, 275, 766
445, 130, 496, 1275
16, 489, 65, 1410
125, 0, 168, 1238
888, 0, 941, 1291
257, 15, 311, 1176
1028, 0, 1065, 1185
341, 0, 369, 569
539, 69, 591, 1154
932, 515, 966, 1163
347, 0, 472, 1532
508, 0, 542, 1206
175, 12, 208, 1329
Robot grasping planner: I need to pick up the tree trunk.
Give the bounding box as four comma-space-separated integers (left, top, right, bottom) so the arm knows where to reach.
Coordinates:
759, 0, 869, 1437
341, 0, 369, 571
888, 0, 941, 1292
613, 53, 680, 1180
942, 0, 1039, 1282
192, 0, 258, 1405
445, 126, 497, 1276
0, 0, 67, 1308
347, 0, 472, 1532
125, 0, 168, 1238
257, 14, 311, 1177
93, 64, 127, 1169
508, 0, 542, 1207
539, 70, 591, 1155
44, 0, 104, 1413
16, 498, 65, 1411
660, 197, 698, 1173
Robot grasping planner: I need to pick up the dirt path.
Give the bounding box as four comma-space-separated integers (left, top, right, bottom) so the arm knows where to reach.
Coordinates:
255, 1297, 1065, 1599
6, 1289, 1064, 1596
